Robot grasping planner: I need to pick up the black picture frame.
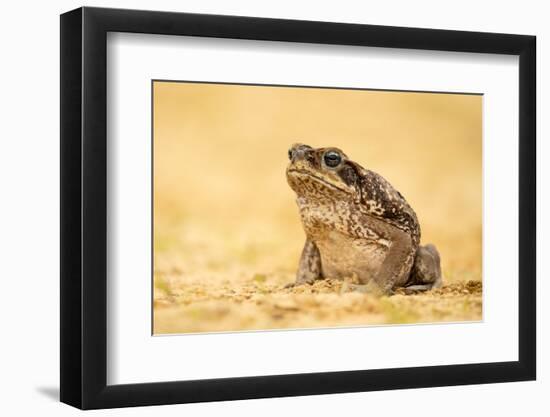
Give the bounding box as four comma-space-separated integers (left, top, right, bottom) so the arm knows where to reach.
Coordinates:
60, 6, 536, 410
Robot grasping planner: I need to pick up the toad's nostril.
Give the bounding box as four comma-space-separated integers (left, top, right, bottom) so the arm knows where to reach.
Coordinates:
289, 143, 312, 162
295, 149, 305, 159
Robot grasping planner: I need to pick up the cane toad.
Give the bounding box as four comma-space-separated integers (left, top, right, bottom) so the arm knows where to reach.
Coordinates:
286, 143, 442, 294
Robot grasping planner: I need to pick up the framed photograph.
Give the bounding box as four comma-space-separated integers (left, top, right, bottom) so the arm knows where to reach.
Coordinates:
60, 6, 536, 409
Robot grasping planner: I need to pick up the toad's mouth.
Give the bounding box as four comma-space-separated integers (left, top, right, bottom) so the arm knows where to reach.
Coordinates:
287, 168, 349, 194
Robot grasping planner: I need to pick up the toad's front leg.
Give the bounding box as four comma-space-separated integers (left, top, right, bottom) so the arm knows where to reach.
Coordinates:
286, 238, 323, 288
376, 226, 416, 293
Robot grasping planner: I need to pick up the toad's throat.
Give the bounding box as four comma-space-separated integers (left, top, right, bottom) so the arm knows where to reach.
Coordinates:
287, 169, 349, 194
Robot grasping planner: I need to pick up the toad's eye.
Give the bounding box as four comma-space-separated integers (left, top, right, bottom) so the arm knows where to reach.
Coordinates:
288, 149, 293, 160
323, 150, 342, 168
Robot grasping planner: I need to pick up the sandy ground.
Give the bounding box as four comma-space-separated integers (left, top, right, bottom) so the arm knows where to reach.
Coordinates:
153, 82, 482, 334
154, 273, 482, 334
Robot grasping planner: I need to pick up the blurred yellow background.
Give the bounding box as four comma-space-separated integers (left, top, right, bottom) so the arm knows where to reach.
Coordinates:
153, 81, 482, 334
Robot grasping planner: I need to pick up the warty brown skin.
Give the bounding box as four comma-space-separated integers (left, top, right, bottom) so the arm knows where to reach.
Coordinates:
286, 143, 442, 294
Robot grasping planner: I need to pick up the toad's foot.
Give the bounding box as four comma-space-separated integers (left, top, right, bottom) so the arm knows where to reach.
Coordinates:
400, 284, 436, 294
283, 281, 313, 289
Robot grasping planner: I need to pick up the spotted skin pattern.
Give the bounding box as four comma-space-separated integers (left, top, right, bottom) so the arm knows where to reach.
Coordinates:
286, 143, 442, 294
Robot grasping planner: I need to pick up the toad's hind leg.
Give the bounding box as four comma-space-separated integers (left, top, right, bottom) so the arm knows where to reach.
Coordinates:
403, 244, 443, 293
